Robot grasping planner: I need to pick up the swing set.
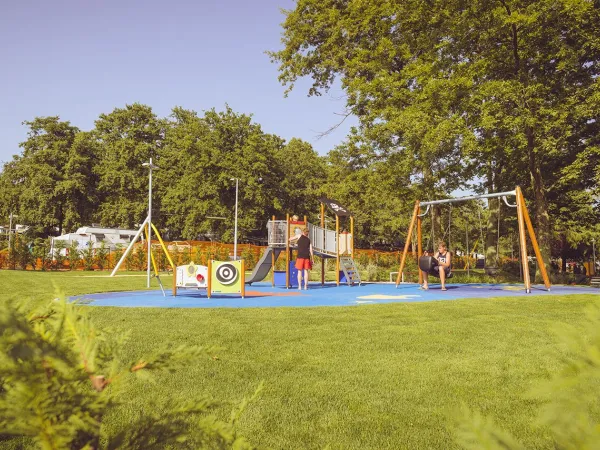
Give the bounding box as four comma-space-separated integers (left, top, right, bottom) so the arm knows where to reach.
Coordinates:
395, 186, 551, 293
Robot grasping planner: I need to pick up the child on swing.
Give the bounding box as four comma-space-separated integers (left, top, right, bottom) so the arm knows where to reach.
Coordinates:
421, 241, 452, 291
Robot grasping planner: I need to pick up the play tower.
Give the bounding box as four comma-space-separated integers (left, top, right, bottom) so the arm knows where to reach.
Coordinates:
245, 198, 361, 287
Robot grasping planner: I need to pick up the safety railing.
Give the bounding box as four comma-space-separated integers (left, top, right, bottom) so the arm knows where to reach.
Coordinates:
308, 223, 337, 256
267, 220, 288, 246
267, 220, 339, 256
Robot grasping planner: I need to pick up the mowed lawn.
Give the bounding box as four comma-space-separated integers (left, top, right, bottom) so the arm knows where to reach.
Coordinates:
1, 270, 599, 449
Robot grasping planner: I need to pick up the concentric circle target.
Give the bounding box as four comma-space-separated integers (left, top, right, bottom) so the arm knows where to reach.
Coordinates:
215, 263, 238, 285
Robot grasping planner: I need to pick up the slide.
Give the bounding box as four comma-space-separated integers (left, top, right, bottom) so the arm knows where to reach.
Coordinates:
246, 247, 282, 284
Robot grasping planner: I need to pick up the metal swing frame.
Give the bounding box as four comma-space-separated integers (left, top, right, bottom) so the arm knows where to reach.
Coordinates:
395, 187, 551, 293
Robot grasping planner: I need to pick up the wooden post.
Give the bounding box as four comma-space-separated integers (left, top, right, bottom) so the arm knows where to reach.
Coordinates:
395, 201, 420, 286
207, 259, 212, 298
350, 216, 354, 256
321, 203, 325, 286
271, 215, 276, 287
417, 208, 423, 285
286, 213, 290, 288
240, 259, 245, 298
516, 187, 531, 293
519, 191, 551, 290
336, 215, 340, 286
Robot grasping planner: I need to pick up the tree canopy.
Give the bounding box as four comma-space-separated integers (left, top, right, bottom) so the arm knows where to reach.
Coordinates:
270, 0, 600, 267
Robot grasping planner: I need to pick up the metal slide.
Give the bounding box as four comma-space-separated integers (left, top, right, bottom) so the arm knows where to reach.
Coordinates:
245, 247, 282, 285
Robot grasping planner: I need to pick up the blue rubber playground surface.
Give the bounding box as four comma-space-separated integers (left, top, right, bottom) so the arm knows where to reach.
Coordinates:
77, 282, 600, 308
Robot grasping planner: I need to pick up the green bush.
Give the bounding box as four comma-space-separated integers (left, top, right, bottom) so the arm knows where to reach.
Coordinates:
95, 243, 109, 271
0, 297, 259, 449
82, 244, 95, 271
51, 240, 67, 271
133, 246, 146, 271
15, 237, 34, 270
240, 247, 256, 269
32, 238, 51, 271
112, 244, 124, 271
67, 241, 81, 271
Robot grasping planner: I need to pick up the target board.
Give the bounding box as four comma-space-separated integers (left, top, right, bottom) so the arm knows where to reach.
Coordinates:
209, 260, 245, 297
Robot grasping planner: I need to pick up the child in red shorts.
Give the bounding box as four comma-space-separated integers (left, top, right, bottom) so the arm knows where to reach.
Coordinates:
290, 227, 313, 290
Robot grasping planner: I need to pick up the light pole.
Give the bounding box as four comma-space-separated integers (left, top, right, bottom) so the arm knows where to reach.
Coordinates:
142, 158, 158, 288
230, 178, 239, 260
8, 212, 17, 248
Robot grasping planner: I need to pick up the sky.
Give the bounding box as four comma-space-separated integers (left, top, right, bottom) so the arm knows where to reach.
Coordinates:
0, 0, 358, 165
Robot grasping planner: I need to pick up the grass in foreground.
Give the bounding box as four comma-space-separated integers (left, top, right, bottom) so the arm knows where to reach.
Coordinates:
1, 270, 599, 449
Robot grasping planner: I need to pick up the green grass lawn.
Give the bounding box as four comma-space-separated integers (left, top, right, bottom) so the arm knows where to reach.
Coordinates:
1, 270, 599, 449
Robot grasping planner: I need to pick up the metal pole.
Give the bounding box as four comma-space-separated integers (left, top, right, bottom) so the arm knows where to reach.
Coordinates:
321, 203, 325, 286
147, 161, 152, 288
8, 212, 13, 248
110, 216, 149, 276
417, 208, 423, 285
142, 158, 158, 288
420, 190, 517, 206
233, 178, 238, 260
466, 221, 470, 276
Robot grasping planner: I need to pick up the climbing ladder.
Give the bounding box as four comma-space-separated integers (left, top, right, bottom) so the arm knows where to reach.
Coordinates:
340, 256, 361, 286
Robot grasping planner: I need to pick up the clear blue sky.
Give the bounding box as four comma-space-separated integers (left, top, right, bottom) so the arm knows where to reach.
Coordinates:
0, 0, 357, 165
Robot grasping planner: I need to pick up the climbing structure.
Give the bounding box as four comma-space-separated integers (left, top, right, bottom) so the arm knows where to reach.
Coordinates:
246, 198, 360, 287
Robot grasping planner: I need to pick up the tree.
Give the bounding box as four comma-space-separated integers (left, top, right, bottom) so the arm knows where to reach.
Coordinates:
274, 138, 327, 216
59, 131, 100, 231
323, 139, 415, 247
270, 0, 600, 274
94, 103, 165, 228
157, 106, 286, 242
0, 117, 79, 235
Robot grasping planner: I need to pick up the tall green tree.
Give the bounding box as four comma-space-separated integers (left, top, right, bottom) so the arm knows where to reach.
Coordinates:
157, 106, 286, 242
94, 103, 164, 228
58, 131, 100, 231
271, 0, 600, 271
0, 117, 80, 235
274, 137, 327, 216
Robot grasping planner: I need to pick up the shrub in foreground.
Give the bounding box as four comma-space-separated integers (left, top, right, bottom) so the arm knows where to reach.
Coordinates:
0, 297, 259, 449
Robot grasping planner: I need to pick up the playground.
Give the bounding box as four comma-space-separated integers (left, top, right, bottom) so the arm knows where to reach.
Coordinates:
79, 281, 598, 308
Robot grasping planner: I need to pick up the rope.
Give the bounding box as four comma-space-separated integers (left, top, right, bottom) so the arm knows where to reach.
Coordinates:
496, 199, 501, 263
448, 205, 452, 251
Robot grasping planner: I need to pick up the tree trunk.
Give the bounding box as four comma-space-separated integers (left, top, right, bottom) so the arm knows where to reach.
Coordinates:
57, 203, 64, 236
527, 127, 551, 282
561, 234, 568, 273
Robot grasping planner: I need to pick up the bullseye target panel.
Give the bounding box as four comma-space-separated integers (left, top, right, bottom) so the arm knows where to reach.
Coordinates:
208, 260, 245, 298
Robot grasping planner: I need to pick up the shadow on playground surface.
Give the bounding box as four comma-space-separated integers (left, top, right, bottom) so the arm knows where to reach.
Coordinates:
74, 282, 600, 308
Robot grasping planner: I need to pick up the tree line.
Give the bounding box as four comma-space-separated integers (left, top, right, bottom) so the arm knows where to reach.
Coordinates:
0, 97, 597, 269
0, 105, 327, 244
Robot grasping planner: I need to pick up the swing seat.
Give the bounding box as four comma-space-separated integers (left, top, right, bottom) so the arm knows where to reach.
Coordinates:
419, 256, 453, 279
419, 256, 438, 272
